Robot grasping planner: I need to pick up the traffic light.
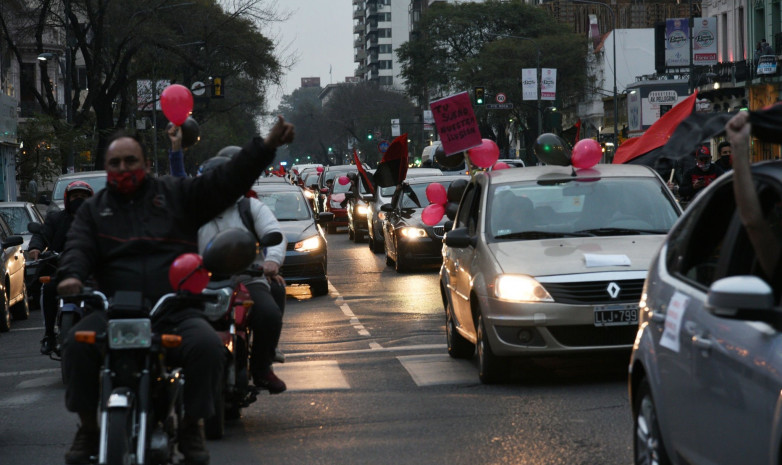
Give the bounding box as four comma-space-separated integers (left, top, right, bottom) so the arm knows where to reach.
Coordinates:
366, 130, 373, 141
211, 77, 224, 98
474, 87, 485, 105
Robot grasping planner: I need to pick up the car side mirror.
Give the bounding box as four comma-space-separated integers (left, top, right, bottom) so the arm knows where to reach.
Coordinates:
2, 235, 24, 249
317, 212, 334, 224
444, 220, 454, 231
707, 276, 775, 319
38, 194, 50, 205
380, 203, 394, 213
443, 227, 475, 248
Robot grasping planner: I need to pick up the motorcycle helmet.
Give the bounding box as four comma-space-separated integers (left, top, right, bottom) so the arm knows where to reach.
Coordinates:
216, 145, 241, 159
168, 253, 209, 294
197, 156, 230, 176
64, 180, 94, 211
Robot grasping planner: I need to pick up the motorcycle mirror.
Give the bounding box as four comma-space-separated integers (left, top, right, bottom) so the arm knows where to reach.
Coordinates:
258, 231, 283, 248
202, 228, 258, 275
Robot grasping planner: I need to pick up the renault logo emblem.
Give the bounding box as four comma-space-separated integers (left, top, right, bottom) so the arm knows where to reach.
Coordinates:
607, 282, 621, 299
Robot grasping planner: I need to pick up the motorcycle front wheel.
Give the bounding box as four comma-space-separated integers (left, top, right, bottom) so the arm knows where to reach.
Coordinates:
106, 408, 133, 465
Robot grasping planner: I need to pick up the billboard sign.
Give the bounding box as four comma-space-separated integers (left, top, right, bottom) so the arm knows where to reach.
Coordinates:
522, 68, 537, 101
665, 19, 690, 67
692, 17, 717, 65
541, 68, 557, 101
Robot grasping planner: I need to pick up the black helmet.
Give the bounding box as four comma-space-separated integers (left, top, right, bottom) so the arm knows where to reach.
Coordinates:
216, 145, 241, 159
198, 156, 229, 175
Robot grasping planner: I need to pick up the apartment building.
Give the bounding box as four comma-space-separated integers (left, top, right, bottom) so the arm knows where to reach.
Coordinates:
353, 0, 413, 88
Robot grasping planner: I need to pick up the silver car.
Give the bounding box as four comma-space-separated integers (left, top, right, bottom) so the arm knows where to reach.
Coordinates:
440, 164, 680, 383
629, 161, 782, 465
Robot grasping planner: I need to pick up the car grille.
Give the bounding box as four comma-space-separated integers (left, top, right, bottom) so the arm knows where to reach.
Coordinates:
432, 226, 446, 237
547, 325, 637, 347
542, 279, 645, 304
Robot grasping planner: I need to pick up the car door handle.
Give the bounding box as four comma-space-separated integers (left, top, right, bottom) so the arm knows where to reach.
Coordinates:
692, 335, 712, 352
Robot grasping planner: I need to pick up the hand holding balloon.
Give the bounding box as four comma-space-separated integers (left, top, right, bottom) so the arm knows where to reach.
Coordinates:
160, 84, 193, 126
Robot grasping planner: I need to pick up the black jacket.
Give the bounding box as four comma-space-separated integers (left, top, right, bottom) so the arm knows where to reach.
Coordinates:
29, 209, 73, 253
679, 164, 725, 201
57, 137, 275, 302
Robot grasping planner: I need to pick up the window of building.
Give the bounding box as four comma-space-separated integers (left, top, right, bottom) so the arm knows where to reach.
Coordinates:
379, 44, 393, 54
379, 60, 393, 69
379, 76, 394, 86
379, 13, 391, 22
378, 28, 392, 38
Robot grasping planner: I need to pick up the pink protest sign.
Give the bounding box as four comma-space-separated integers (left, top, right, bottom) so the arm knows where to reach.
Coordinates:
429, 92, 482, 156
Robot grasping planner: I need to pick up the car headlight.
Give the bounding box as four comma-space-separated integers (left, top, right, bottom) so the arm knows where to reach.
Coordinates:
400, 227, 427, 239
378, 212, 386, 221
304, 190, 314, 199
494, 275, 553, 302
356, 205, 369, 215
295, 235, 322, 252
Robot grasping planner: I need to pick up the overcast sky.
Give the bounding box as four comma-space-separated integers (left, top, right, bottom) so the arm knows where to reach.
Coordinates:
265, 0, 355, 114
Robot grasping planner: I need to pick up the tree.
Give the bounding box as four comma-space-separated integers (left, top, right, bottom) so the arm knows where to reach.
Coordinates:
397, 0, 589, 155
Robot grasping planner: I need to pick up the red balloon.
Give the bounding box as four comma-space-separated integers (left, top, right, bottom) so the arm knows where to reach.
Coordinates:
425, 183, 447, 206
160, 84, 193, 126
316, 166, 324, 173
572, 139, 603, 169
168, 253, 209, 294
492, 162, 511, 170
338, 175, 350, 185
421, 204, 445, 226
468, 139, 500, 168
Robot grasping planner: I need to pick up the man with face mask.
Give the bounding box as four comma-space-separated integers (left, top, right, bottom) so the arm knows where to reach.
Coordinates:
678, 145, 725, 202
28, 181, 93, 355
56, 117, 294, 465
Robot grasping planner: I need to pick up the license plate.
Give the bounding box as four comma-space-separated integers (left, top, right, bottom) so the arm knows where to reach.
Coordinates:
594, 303, 638, 327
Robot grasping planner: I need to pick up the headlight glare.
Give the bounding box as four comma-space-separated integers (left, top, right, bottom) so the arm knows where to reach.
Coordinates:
356, 205, 369, 215
495, 275, 553, 302
295, 235, 321, 252
400, 227, 427, 239
378, 212, 386, 220
304, 190, 314, 199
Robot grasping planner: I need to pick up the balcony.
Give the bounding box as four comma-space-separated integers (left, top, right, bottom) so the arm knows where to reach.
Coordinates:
354, 22, 364, 34
354, 49, 367, 62
354, 37, 364, 48
353, 8, 363, 19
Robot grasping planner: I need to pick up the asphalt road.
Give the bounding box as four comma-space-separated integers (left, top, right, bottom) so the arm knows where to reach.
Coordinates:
0, 229, 634, 465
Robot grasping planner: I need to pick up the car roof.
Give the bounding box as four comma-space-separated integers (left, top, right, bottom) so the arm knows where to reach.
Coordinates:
0, 202, 34, 208
55, 170, 106, 180
407, 168, 444, 177
483, 164, 660, 185
404, 174, 469, 185
324, 165, 359, 171
253, 183, 305, 193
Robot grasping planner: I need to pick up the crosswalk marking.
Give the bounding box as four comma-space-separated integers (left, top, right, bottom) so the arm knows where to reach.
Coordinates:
273, 360, 350, 391
397, 354, 478, 386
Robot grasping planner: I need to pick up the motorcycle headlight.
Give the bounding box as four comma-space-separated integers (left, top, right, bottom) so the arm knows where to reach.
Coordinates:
400, 227, 427, 239
295, 235, 322, 252
201, 287, 233, 321
356, 205, 369, 216
108, 319, 152, 349
494, 275, 553, 302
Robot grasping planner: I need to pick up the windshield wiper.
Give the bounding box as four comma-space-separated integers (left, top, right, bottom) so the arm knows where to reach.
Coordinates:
575, 227, 668, 235
495, 230, 595, 239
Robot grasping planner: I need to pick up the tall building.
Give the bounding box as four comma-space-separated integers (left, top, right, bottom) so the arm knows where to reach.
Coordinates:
353, 0, 410, 88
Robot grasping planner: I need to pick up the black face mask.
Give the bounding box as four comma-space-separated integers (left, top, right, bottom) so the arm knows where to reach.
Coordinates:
68, 198, 86, 214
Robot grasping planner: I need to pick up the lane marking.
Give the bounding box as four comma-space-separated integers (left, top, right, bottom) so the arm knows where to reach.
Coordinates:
397, 354, 478, 386
0, 368, 60, 378
273, 360, 350, 391
283, 343, 446, 358
10, 326, 45, 332
328, 280, 375, 346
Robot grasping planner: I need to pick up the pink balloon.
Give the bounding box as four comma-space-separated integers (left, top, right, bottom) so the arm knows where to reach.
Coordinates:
421, 203, 445, 226
338, 175, 350, 185
468, 139, 500, 168
492, 162, 510, 170
160, 84, 193, 126
316, 166, 324, 173
330, 193, 346, 203
571, 139, 603, 169
425, 183, 447, 206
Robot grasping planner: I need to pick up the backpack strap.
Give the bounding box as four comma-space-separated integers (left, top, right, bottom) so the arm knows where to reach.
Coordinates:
237, 197, 261, 244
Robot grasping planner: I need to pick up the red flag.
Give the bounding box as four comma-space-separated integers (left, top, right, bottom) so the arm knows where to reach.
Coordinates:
574, 118, 582, 143
353, 149, 375, 195
613, 91, 698, 164
374, 133, 409, 188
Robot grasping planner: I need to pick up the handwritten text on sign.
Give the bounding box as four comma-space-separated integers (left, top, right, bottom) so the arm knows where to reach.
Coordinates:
429, 92, 482, 156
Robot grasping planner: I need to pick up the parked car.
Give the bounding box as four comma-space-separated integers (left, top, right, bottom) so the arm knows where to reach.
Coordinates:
253, 183, 333, 297
367, 168, 443, 253
0, 202, 44, 251
0, 214, 28, 331
629, 161, 782, 465
47, 170, 106, 212
382, 174, 468, 273
440, 164, 681, 383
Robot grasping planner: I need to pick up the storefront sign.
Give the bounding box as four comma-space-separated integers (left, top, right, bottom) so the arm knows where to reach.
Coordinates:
757, 55, 778, 75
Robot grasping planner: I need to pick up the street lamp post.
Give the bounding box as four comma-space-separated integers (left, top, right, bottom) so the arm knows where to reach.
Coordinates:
489, 33, 542, 135
573, 0, 618, 145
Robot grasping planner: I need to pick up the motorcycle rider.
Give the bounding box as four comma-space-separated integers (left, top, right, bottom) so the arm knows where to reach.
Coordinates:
57, 117, 294, 465
168, 126, 288, 392
27, 181, 94, 355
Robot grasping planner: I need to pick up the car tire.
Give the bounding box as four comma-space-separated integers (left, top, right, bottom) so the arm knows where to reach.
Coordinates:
634, 377, 671, 465
355, 230, 364, 242
446, 300, 474, 359
348, 226, 355, 240
0, 288, 10, 332
11, 283, 29, 321
369, 232, 383, 253
394, 242, 408, 273
310, 279, 329, 297
477, 312, 506, 384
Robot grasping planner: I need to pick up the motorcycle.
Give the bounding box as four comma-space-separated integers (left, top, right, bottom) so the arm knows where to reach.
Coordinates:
70, 228, 258, 465
202, 231, 283, 439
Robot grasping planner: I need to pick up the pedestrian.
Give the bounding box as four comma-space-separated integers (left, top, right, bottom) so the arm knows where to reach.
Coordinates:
678, 145, 725, 202
27, 178, 38, 203
762, 39, 775, 56
714, 140, 732, 171
57, 116, 294, 465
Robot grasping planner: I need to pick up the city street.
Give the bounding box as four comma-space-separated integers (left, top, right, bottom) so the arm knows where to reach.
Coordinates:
0, 231, 633, 465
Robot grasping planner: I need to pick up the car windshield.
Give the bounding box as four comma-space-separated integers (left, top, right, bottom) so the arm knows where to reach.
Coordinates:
0, 207, 32, 234
53, 176, 106, 201
488, 177, 679, 240
332, 177, 353, 194
400, 181, 457, 209
257, 192, 312, 221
